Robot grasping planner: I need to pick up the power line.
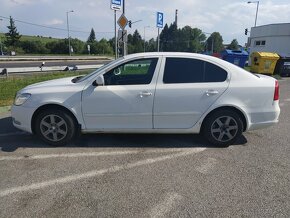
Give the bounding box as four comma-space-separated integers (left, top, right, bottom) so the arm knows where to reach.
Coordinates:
0, 15, 113, 34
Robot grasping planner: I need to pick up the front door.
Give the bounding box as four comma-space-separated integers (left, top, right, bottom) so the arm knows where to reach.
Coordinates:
82, 58, 160, 130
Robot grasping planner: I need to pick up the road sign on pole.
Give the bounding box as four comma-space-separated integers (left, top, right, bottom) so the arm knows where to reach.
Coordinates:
156, 12, 164, 52
111, 0, 122, 11
156, 12, 164, 28
118, 30, 127, 43
117, 14, 128, 30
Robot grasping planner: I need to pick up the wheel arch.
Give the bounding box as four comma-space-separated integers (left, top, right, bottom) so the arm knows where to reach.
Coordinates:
201, 106, 248, 132
31, 104, 80, 134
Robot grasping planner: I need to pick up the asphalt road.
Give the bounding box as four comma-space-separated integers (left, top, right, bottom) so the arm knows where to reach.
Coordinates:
0, 60, 110, 68
0, 78, 289, 217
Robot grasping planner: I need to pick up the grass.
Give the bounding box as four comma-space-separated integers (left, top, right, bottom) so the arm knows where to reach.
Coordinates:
0, 33, 59, 43
0, 70, 90, 107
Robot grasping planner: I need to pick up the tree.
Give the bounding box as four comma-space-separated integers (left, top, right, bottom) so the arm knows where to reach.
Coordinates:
159, 24, 169, 51
126, 30, 146, 54
146, 38, 156, 52
159, 24, 206, 53
87, 28, 96, 43
20, 40, 48, 54
179, 26, 206, 53
206, 32, 224, 53
227, 39, 239, 50
95, 38, 113, 55
5, 16, 21, 48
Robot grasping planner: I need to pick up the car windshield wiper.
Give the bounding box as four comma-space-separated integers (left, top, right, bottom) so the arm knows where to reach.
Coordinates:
71, 76, 84, 83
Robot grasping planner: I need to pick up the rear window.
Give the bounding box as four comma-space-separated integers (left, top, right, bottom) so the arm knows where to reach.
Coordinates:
163, 57, 227, 84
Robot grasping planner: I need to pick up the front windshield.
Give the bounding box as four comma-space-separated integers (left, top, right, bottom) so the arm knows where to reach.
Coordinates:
75, 58, 122, 83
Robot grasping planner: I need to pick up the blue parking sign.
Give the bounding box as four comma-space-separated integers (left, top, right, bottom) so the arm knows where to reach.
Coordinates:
156, 12, 164, 28
111, 0, 122, 10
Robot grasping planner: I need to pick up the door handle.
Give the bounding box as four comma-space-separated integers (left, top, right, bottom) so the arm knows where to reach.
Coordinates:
139, 91, 152, 98
206, 90, 219, 96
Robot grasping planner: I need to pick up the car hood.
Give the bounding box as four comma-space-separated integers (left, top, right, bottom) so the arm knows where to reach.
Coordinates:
24, 76, 76, 90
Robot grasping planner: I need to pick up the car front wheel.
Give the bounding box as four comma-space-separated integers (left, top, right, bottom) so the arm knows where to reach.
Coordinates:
35, 109, 77, 146
203, 110, 243, 146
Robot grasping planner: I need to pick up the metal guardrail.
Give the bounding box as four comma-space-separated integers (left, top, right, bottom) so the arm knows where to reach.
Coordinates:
0, 64, 104, 77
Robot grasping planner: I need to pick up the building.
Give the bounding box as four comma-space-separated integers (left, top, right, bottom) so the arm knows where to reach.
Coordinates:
249, 23, 290, 56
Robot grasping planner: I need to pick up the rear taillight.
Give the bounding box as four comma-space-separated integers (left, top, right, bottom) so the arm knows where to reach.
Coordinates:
274, 80, 279, 101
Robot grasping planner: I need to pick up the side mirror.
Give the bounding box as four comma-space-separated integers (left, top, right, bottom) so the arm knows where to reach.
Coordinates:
92, 75, 104, 87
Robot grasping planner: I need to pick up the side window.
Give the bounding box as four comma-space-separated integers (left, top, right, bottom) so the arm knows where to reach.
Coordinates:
104, 58, 158, 85
163, 58, 204, 83
163, 57, 227, 84
204, 62, 227, 82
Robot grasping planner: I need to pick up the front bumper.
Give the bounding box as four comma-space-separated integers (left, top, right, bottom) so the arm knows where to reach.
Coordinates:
11, 105, 35, 133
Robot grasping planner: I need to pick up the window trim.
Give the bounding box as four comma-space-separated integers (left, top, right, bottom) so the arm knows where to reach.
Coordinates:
103, 58, 158, 86
162, 57, 228, 84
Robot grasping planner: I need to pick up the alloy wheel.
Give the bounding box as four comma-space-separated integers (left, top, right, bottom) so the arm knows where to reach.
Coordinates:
40, 114, 68, 142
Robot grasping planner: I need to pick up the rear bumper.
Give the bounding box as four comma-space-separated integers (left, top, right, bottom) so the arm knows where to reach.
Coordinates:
247, 119, 279, 131
247, 102, 280, 131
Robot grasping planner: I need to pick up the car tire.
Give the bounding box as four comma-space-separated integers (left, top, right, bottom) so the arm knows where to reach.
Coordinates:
202, 109, 243, 147
35, 109, 77, 146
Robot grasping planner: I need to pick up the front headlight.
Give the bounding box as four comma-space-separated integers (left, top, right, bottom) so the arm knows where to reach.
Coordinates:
14, 93, 31, 106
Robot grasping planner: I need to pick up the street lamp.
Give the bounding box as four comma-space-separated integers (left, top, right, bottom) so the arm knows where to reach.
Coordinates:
144, 26, 150, 52
66, 10, 74, 56
203, 32, 214, 54
0, 18, 3, 56
247, 1, 259, 27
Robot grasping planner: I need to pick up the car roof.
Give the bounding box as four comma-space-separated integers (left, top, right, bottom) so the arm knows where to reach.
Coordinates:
123, 52, 234, 68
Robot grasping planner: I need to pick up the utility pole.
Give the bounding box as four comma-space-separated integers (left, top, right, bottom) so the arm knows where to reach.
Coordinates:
157, 28, 160, 52
144, 26, 150, 52
247, 1, 260, 27
123, 0, 127, 56
66, 10, 74, 56
111, 0, 122, 59
114, 10, 117, 59
0, 18, 3, 56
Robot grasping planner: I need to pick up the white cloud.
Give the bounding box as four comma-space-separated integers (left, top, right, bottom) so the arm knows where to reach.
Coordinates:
45, 19, 64, 25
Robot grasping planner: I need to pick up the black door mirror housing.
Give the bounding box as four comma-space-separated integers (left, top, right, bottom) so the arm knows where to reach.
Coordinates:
92, 75, 105, 87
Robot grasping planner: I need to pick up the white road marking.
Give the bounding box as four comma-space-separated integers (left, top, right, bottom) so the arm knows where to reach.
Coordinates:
0, 132, 28, 137
196, 157, 217, 174
0, 148, 206, 197
0, 148, 200, 161
284, 98, 290, 102
279, 103, 285, 107
150, 193, 182, 218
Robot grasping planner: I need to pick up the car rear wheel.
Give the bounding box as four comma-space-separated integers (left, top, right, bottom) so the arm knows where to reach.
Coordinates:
35, 109, 77, 146
203, 110, 243, 146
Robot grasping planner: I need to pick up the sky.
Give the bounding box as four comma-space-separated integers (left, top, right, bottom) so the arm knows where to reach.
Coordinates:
0, 0, 290, 45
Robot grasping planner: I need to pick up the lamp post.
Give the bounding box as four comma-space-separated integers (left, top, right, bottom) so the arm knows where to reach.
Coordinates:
0, 18, 3, 56
144, 26, 150, 52
247, 1, 259, 27
66, 10, 74, 56
203, 32, 213, 54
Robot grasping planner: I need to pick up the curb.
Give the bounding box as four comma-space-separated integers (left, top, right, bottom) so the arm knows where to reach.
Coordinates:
0, 106, 11, 114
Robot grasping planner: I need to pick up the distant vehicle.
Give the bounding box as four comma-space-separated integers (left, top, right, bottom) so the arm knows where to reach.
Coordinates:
11, 52, 280, 146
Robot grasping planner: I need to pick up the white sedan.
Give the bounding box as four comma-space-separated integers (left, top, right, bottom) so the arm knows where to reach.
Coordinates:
11, 52, 280, 146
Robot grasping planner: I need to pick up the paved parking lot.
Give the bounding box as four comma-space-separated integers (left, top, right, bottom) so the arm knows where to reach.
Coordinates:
0, 78, 290, 217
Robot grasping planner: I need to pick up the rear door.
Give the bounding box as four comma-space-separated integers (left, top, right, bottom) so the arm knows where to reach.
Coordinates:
153, 56, 230, 129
